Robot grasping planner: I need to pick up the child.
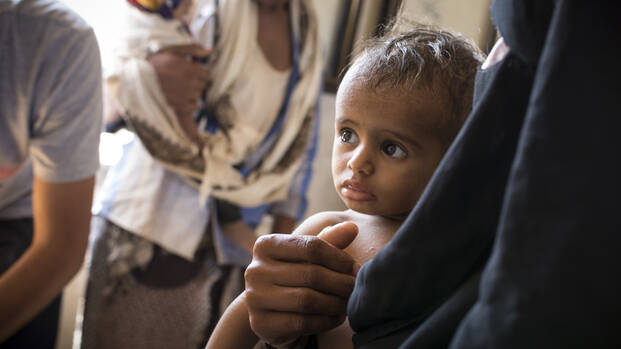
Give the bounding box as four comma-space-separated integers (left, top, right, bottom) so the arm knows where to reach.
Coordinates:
206, 23, 484, 349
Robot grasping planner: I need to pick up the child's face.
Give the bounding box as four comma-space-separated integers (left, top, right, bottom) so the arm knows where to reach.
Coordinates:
332, 74, 446, 218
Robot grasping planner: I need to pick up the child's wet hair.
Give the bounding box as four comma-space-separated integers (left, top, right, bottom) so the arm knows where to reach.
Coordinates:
347, 20, 485, 148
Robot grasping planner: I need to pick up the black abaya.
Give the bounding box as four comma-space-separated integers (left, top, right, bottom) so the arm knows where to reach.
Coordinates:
347, 1, 621, 347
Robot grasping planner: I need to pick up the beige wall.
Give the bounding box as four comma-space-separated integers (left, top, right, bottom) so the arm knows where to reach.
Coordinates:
305, 93, 347, 217
304, 0, 349, 217
400, 0, 494, 50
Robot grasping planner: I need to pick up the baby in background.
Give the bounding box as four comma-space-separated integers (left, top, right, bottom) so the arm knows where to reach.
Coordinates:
108, 0, 209, 157
206, 23, 484, 349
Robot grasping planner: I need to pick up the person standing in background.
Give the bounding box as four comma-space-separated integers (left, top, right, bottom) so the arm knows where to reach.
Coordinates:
79, 0, 323, 348
0, 0, 103, 347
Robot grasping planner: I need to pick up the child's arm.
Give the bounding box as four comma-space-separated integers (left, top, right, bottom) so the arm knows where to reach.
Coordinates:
206, 291, 259, 349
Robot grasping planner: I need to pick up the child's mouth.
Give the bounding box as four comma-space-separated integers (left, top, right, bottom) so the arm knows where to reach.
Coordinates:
341, 181, 376, 201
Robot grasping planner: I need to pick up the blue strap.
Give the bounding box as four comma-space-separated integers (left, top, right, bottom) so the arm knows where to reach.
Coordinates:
197, 16, 302, 178
239, 28, 301, 177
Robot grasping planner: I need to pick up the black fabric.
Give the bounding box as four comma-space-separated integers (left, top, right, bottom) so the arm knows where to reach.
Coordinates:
132, 244, 207, 288
215, 198, 243, 223
0, 218, 61, 349
489, 0, 553, 66
347, 0, 621, 348
451, 1, 621, 347
348, 50, 535, 348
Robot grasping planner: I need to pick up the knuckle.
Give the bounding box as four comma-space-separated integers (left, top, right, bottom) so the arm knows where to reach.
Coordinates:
244, 262, 261, 284
254, 234, 276, 254
244, 288, 258, 307
303, 237, 322, 261
294, 289, 316, 313
299, 265, 318, 286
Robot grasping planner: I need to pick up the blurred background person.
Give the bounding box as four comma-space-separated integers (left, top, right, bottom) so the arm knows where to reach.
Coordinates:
0, 0, 102, 347
79, 0, 323, 348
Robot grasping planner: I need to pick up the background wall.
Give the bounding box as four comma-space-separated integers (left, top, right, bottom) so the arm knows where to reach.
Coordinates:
401, 0, 494, 50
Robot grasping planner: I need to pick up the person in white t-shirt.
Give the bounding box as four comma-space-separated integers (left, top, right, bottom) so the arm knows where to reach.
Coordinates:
0, 0, 102, 347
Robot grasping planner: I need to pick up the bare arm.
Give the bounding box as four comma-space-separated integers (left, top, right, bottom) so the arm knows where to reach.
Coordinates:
207, 216, 299, 348
206, 292, 259, 349
220, 221, 256, 254
0, 176, 94, 341
220, 213, 297, 254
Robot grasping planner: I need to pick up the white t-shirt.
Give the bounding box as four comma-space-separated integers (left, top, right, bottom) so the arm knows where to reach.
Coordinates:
0, 0, 103, 219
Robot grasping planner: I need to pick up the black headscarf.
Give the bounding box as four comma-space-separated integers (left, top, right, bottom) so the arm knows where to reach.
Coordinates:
347, 1, 621, 348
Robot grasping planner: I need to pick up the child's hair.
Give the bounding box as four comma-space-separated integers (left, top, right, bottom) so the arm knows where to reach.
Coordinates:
348, 20, 485, 148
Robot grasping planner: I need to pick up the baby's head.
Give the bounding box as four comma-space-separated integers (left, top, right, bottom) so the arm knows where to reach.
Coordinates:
332, 23, 484, 218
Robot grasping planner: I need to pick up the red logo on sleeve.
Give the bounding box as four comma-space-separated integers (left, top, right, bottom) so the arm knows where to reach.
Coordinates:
0, 167, 19, 181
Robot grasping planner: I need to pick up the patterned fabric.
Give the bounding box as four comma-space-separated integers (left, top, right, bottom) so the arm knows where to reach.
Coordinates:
127, 0, 184, 19
79, 217, 245, 349
112, 0, 323, 207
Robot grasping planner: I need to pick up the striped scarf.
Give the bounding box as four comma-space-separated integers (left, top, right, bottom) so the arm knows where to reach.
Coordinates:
109, 0, 322, 206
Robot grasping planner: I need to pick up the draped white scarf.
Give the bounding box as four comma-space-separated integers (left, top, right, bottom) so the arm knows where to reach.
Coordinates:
110, 0, 322, 206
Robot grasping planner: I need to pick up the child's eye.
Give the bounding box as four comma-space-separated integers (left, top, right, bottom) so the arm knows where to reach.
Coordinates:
339, 129, 358, 144
383, 142, 407, 158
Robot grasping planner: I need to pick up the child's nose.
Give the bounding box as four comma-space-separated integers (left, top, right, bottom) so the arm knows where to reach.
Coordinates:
347, 145, 374, 175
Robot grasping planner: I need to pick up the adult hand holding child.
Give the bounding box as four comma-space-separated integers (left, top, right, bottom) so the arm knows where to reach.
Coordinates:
245, 222, 360, 348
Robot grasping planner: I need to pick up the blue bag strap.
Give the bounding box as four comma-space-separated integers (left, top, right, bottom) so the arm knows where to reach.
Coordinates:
239, 27, 301, 177
197, 13, 301, 178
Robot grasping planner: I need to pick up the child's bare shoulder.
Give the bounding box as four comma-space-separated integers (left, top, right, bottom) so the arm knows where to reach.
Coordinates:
293, 210, 354, 236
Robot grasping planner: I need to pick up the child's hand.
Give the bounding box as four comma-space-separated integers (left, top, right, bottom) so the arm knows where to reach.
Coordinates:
244, 223, 359, 348
317, 221, 359, 252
